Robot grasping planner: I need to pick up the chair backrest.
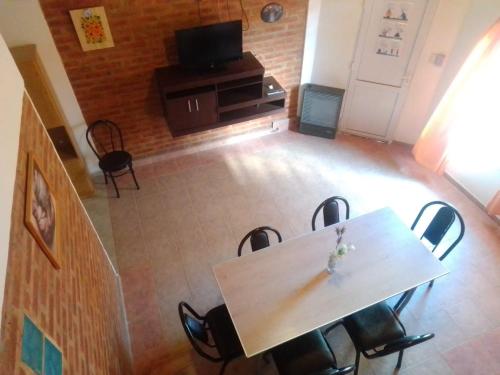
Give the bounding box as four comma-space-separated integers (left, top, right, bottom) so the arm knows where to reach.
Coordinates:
312, 196, 350, 231
86, 119, 125, 159
411, 201, 465, 261
237, 226, 283, 256
178, 302, 221, 362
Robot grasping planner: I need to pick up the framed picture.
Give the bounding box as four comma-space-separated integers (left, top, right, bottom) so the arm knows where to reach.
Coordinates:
25, 154, 60, 269
69, 6, 114, 52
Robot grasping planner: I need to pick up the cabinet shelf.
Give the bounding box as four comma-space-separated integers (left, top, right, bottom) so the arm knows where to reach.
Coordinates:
218, 84, 262, 108
219, 100, 286, 125
217, 75, 263, 91
218, 78, 285, 113
156, 52, 286, 137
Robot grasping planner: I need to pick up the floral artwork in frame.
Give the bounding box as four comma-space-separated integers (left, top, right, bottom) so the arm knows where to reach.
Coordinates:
70, 6, 114, 51
25, 154, 60, 269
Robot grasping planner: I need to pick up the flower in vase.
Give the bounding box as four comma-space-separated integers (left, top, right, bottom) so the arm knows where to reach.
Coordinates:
327, 226, 356, 274
336, 243, 349, 257
334, 226, 355, 256
335, 243, 355, 257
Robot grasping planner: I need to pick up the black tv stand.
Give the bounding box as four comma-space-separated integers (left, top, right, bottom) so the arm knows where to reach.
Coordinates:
155, 52, 286, 137
194, 63, 228, 74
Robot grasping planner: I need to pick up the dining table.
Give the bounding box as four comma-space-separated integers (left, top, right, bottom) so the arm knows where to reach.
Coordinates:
213, 207, 449, 358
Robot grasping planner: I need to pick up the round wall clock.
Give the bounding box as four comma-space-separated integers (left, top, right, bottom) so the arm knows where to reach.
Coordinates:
261, 3, 284, 23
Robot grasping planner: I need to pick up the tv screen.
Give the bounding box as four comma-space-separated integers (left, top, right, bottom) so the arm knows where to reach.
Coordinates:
175, 20, 243, 69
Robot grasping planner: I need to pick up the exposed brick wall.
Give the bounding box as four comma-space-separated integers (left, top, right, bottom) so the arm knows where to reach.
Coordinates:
0, 94, 132, 374
39, 0, 307, 159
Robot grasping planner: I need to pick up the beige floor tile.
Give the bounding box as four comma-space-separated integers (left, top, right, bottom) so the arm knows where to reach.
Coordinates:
399, 354, 454, 375
83, 131, 500, 375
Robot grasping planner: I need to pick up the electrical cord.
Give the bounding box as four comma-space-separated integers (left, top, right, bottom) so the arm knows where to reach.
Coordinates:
199, 0, 248, 30
197, 0, 202, 24
216, 0, 221, 21
239, 0, 249, 31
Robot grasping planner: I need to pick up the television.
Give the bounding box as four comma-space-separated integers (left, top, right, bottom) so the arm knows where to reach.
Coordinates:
175, 20, 243, 69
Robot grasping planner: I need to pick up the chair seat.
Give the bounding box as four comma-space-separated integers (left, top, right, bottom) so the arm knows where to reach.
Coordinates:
272, 330, 336, 375
205, 305, 243, 360
343, 302, 405, 351
99, 150, 132, 172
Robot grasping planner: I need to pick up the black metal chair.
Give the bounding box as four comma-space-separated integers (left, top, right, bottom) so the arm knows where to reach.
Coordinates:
86, 119, 140, 198
324, 303, 434, 375
178, 301, 244, 375
237, 226, 283, 256
393, 201, 465, 313
271, 329, 356, 375
312, 196, 350, 231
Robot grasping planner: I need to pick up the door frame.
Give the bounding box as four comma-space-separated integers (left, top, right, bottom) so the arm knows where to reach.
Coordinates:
339, 0, 440, 142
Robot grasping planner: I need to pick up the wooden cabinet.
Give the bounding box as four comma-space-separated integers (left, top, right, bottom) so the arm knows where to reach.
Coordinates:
156, 52, 286, 137
194, 91, 218, 127
165, 95, 194, 130
165, 91, 217, 131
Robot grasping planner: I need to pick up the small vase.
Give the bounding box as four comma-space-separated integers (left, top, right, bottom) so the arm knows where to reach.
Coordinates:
326, 254, 337, 274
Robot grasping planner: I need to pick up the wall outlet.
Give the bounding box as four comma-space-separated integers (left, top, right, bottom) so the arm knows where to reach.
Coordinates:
430, 53, 446, 67
271, 118, 290, 132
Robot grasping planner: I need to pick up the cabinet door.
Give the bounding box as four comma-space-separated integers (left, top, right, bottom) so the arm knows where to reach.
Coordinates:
165, 95, 196, 131
192, 92, 218, 127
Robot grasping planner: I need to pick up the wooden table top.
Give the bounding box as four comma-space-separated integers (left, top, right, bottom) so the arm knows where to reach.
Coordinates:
213, 207, 449, 357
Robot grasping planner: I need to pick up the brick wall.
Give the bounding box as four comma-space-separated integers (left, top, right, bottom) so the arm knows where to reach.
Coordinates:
39, 0, 307, 159
0, 94, 132, 374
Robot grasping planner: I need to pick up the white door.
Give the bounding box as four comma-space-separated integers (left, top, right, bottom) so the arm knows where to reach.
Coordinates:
341, 0, 437, 140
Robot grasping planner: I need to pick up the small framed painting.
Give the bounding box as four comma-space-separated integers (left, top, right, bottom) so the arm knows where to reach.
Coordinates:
25, 154, 60, 269
69, 6, 114, 51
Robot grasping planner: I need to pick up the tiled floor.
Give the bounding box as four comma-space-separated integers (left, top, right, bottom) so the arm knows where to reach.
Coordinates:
86, 131, 500, 375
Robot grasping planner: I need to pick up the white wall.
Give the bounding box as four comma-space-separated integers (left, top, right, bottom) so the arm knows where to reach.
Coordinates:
298, 0, 323, 115
393, 0, 471, 143
0, 0, 98, 173
302, 0, 364, 90
300, 0, 471, 145
0, 33, 24, 328
302, 0, 499, 211
301, 0, 322, 86
440, 1, 500, 209
434, 1, 500, 104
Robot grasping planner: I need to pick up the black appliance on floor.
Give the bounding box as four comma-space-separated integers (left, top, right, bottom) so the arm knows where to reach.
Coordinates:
299, 84, 345, 139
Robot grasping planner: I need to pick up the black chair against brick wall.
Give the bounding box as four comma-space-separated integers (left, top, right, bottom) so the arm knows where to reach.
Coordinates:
86, 119, 140, 198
